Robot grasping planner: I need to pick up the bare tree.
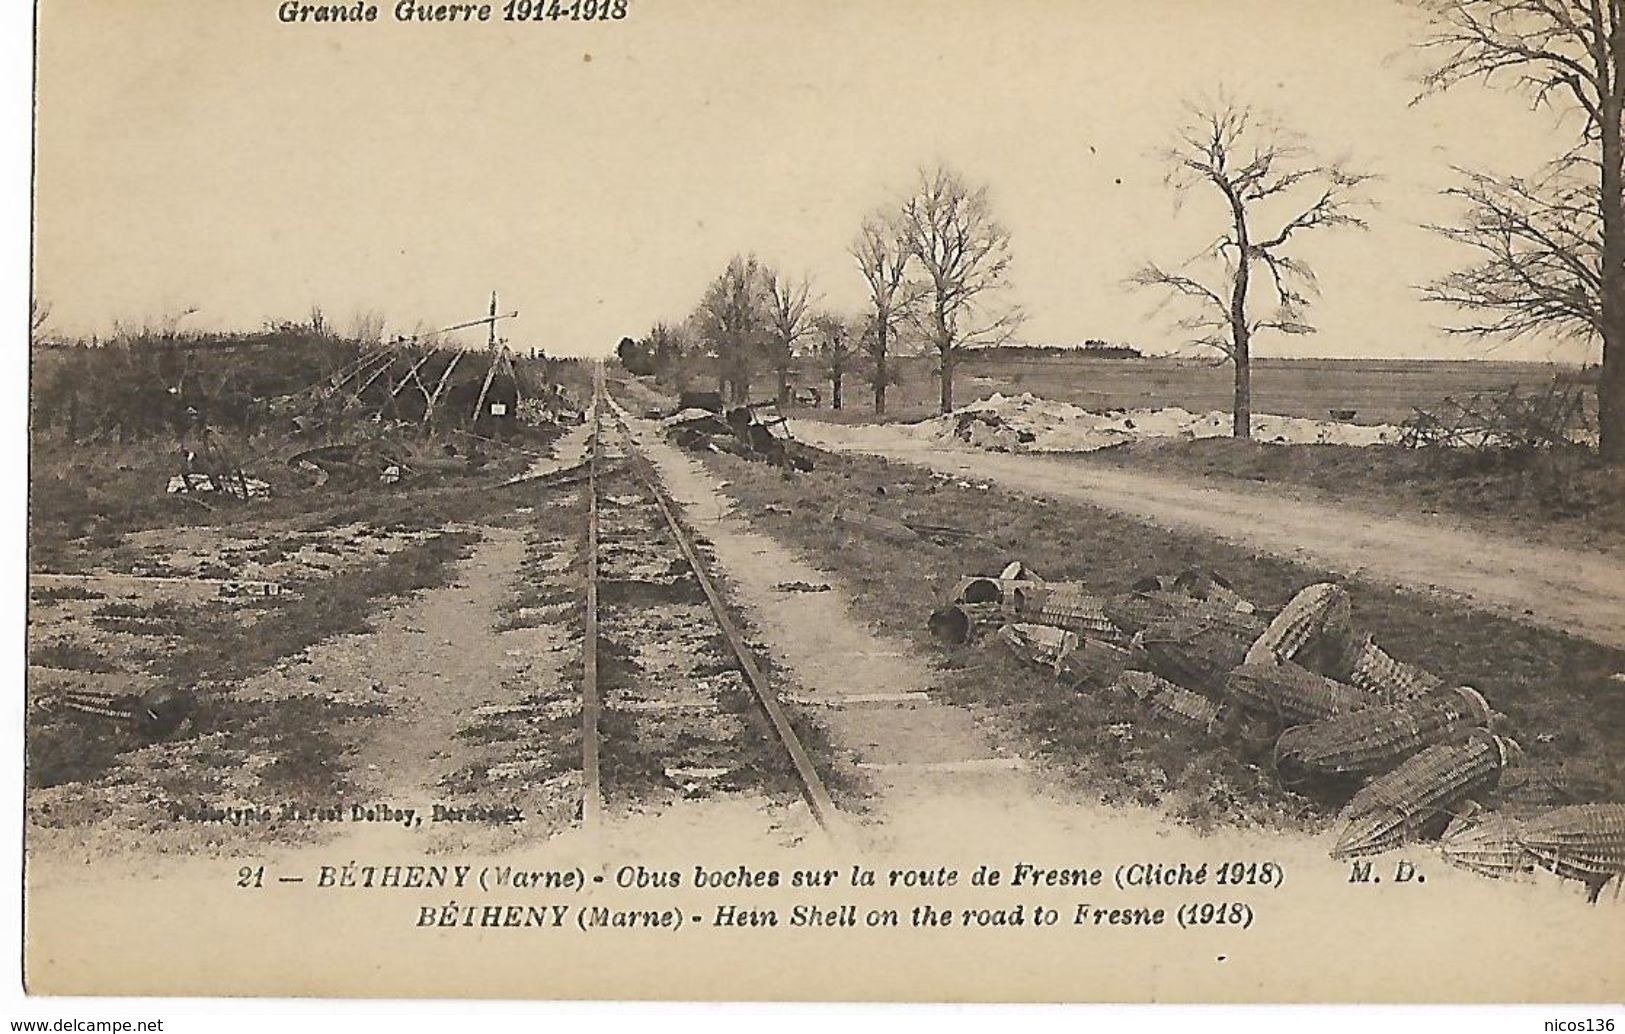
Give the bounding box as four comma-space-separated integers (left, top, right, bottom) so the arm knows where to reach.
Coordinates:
900, 164, 1024, 414
30, 298, 51, 341
157, 306, 200, 338
646, 320, 692, 387
850, 210, 917, 414
811, 312, 859, 410
694, 254, 768, 404
1130, 99, 1374, 438
762, 268, 816, 406
347, 309, 387, 345
1416, 0, 1625, 462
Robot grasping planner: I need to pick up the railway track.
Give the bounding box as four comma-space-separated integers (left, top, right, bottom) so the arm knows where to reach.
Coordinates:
574, 370, 841, 835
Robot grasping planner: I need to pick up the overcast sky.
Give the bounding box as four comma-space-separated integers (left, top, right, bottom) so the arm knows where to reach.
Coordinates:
33, 0, 1593, 361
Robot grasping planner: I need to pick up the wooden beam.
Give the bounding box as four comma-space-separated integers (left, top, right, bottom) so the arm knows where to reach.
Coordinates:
424, 351, 464, 423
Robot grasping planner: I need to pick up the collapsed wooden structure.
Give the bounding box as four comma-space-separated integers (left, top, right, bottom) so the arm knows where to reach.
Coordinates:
294, 340, 527, 436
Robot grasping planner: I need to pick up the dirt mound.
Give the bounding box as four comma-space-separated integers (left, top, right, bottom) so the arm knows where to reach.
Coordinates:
933, 392, 1401, 452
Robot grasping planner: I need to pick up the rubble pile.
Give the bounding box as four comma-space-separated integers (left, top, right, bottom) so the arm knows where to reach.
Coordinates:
931, 393, 1403, 453
660, 401, 815, 471
930, 564, 1624, 901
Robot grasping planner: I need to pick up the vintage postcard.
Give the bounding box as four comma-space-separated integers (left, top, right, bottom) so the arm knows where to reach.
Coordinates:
22, 0, 1625, 1005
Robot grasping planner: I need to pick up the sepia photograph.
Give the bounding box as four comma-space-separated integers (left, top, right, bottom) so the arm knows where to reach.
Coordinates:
17, 0, 1625, 1013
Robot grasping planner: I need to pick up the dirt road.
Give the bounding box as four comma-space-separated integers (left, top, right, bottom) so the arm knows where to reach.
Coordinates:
793, 422, 1625, 651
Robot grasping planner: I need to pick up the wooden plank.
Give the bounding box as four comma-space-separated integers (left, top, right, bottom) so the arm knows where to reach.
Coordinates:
424, 351, 464, 422
32, 572, 283, 596
470, 350, 503, 421
389, 350, 438, 398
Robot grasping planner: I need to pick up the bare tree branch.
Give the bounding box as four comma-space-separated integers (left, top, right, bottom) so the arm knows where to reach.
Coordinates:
850, 209, 923, 414
30, 298, 52, 340
761, 266, 817, 405
1421, 163, 1605, 336
899, 164, 1025, 412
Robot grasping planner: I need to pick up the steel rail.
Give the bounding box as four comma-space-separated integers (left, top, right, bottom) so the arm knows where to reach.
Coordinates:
598, 391, 841, 833
580, 369, 604, 833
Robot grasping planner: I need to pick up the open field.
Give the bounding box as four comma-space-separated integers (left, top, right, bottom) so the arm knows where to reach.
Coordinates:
785, 354, 1588, 426
39, 359, 1613, 851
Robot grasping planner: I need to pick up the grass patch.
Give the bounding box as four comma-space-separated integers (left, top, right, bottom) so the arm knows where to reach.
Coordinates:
29, 639, 119, 672
157, 529, 476, 689
25, 718, 136, 790
699, 445, 1625, 832
1079, 438, 1624, 556
32, 585, 104, 602
251, 695, 388, 798
28, 423, 564, 572
27, 529, 478, 791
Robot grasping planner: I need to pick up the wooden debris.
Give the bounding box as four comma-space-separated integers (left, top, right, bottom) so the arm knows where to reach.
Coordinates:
998, 623, 1080, 675
499, 457, 591, 488
668, 402, 813, 470
1057, 637, 1143, 689
1399, 380, 1592, 452
773, 581, 831, 593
